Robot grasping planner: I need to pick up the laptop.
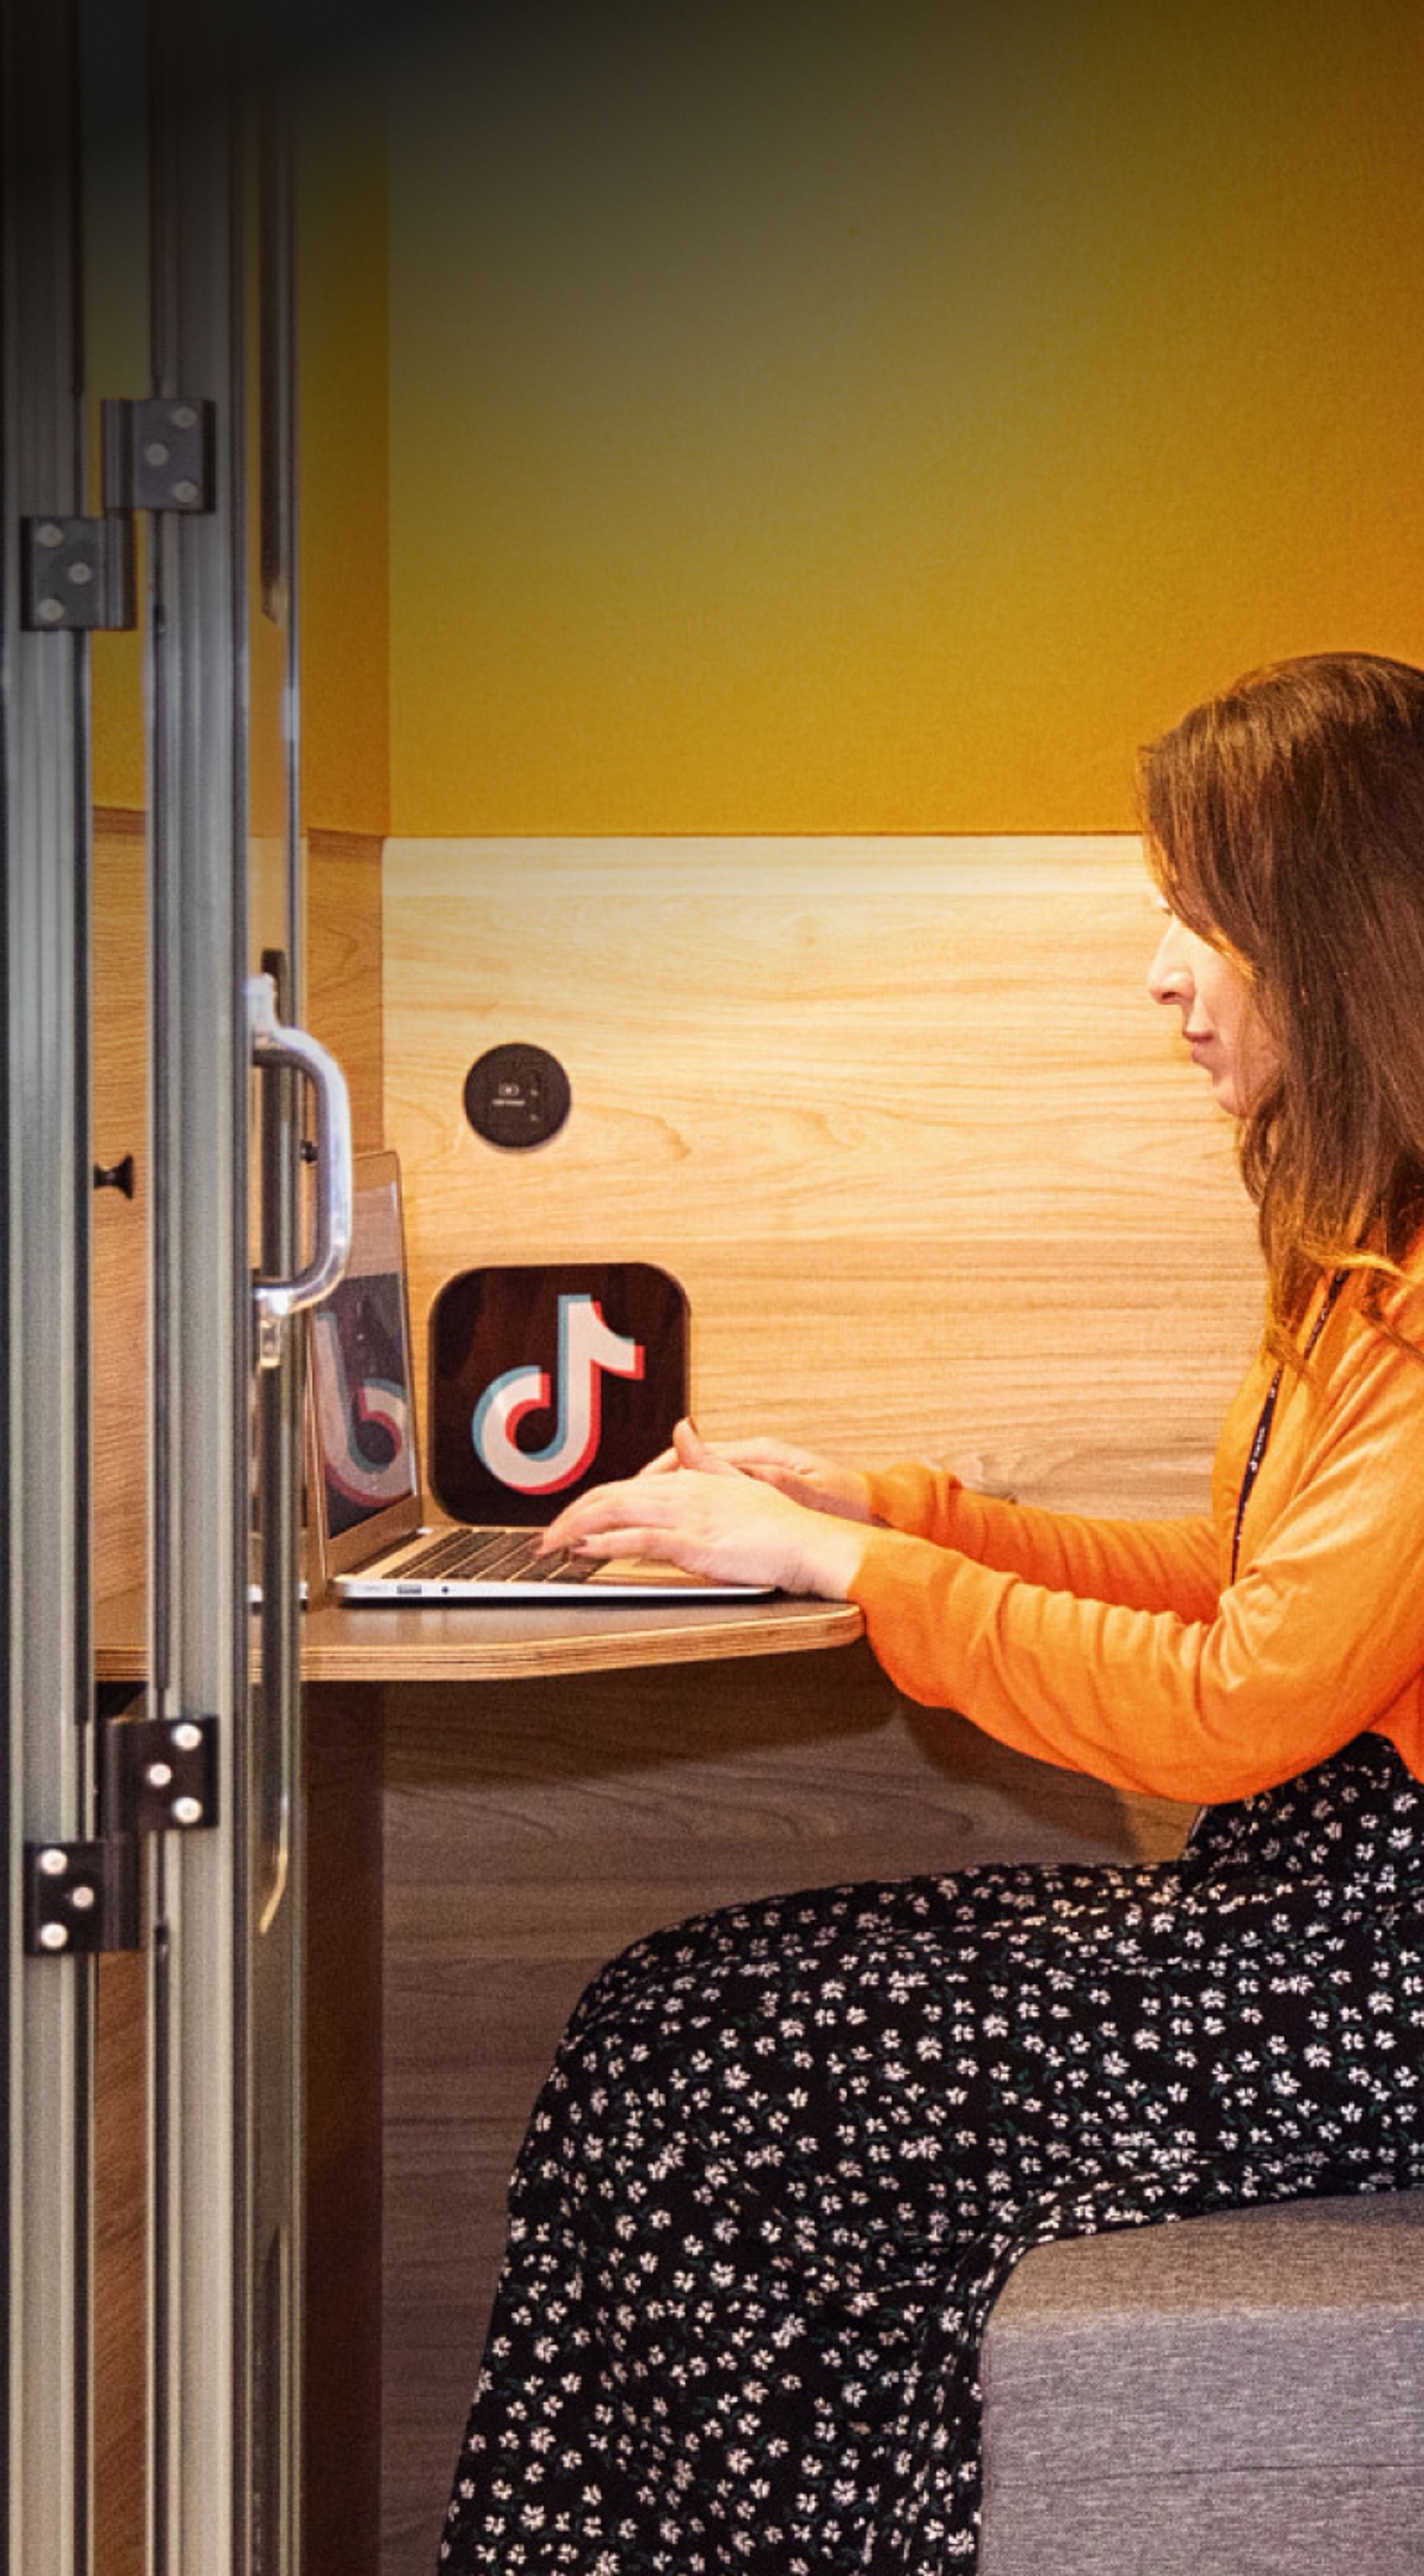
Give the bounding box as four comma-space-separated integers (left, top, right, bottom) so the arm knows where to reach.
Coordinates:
308, 1151, 770, 1605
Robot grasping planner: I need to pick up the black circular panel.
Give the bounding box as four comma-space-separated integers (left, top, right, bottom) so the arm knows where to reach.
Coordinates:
464, 1043, 571, 1150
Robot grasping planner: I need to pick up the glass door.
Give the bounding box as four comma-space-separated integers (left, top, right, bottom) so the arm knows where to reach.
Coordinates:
1, 0, 352, 2566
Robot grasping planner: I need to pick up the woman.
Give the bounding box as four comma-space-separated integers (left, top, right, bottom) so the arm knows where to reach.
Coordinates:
439, 653, 1424, 2573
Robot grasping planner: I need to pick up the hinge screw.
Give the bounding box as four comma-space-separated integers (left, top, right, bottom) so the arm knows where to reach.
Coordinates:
146, 1761, 173, 1787
172, 1796, 203, 1827
69, 1885, 96, 1912
36, 521, 64, 549
35, 598, 65, 627
39, 1922, 69, 1951
171, 1721, 201, 1751
38, 1846, 69, 1876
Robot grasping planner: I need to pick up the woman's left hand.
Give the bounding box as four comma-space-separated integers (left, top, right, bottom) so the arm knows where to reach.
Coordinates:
538, 1458, 867, 1598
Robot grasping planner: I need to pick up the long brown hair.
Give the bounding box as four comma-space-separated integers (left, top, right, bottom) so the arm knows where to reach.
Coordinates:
1140, 651, 1424, 1362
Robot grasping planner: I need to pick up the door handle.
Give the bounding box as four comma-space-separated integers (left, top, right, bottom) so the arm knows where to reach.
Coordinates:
248, 972, 353, 1366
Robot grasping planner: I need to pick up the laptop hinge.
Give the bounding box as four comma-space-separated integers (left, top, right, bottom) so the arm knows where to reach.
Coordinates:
23, 1702, 220, 1957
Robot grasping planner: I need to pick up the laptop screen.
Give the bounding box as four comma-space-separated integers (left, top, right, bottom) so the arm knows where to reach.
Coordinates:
308, 1150, 424, 1572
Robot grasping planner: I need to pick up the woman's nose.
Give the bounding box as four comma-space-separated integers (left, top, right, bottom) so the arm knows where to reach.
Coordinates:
1147, 919, 1192, 1006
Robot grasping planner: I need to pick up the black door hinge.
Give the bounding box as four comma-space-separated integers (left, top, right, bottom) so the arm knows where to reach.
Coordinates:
101, 395, 216, 515
23, 1707, 220, 1957
19, 394, 216, 635
20, 512, 135, 632
24, 1836, 141, 1956
103, 1708, 220, 1838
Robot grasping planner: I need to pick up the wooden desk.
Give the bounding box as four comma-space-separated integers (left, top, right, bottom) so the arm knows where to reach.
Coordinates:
94, 1584, 864, 1686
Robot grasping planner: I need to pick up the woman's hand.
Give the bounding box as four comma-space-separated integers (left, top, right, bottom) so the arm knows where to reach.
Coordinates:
538, 1448, 868, 1597
645, 1419, 874, 1523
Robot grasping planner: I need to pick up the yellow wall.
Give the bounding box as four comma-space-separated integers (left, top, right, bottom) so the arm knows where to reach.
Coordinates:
385, 0, 1424, 835
298, 82, 390, 836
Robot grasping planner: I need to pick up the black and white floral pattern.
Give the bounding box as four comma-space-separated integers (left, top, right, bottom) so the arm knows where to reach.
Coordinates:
439, 1735, 1424, 2572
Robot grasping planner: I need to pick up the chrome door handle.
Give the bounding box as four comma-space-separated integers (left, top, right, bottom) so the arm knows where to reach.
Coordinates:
247, 972, 353, 1366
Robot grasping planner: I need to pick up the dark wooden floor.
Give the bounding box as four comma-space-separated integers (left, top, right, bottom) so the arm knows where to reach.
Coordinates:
379, 1644, 1192, 2576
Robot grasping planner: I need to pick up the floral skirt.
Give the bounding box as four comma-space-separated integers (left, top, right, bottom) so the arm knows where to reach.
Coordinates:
438, 1733, 1424, 2573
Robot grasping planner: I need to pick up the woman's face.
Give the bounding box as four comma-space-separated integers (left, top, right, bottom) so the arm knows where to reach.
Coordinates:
1147, 906, 1282, 1117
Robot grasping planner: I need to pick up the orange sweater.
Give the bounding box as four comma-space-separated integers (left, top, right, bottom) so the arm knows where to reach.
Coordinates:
849, 1264, 1424, 1803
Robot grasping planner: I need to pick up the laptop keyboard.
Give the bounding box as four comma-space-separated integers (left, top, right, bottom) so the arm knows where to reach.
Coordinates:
392, 1526, 599, 1585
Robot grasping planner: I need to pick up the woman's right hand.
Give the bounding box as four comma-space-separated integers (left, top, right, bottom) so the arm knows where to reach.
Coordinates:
646, 1418, 875, 1524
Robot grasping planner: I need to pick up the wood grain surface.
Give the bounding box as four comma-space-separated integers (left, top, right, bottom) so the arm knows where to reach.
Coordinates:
382, 836, 1263, 1518
304, 1683, 386, 2576
93, 1585, 863, 1686
93, 812, 149, 1601
307, 828, 385, 1155
91, 816, 386, 1600
94, 1950, 146, 2576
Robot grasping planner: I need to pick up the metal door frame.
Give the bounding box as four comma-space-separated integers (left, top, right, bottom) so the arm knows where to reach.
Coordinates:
2, 0, 99, 2563
2, 4, 349, 2567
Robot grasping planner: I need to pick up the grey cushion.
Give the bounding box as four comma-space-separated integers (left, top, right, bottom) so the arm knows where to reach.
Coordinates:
979, 2192, 1424, 2575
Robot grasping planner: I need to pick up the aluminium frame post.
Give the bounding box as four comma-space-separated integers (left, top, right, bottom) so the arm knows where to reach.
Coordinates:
1, 0, 98, 2567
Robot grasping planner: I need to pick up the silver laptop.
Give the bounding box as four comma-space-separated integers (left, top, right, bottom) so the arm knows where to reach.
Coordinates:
309, 1151, 769, 1605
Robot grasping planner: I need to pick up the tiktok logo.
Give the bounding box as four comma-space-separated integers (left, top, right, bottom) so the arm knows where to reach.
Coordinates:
311, 1300, 413, 1508
429, 1259, 687, 1522
471, 1294, 646, 1496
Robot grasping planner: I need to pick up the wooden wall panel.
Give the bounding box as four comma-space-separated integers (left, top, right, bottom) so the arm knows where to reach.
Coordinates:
306, 828, 384, 1154
93, 1950, 146, 2576
90, 817, 385, 1615
380, 1651, 1191, 2575
305, 1684, 386, 2576
382, 835, 1264, 1519
93, 811, 149, 1601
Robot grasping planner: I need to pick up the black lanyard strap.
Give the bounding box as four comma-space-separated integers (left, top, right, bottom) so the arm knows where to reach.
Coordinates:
1230, 1271, 1347, 1585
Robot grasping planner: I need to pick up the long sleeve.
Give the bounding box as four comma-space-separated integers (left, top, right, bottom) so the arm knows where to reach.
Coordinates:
850, 1285, 1424, 1803
864, 1463, 1221, 1622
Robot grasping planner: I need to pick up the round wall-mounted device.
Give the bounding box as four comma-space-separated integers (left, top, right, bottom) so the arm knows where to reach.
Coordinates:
464, 1042, 571, 1150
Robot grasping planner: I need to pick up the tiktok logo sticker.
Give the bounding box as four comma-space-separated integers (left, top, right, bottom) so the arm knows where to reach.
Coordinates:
429, 1261, 690, 1526
472, 1296, 645, 1495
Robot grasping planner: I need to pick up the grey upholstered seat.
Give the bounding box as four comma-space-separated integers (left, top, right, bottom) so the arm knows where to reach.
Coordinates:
979, 2192, 1424, 2575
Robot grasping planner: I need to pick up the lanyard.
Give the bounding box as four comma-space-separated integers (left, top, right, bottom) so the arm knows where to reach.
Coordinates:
1230, 1270, 1347, 1585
